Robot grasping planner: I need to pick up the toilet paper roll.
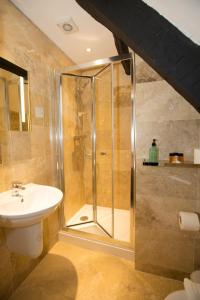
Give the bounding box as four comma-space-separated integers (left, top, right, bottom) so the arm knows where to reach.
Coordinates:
179, 211, 200, 232
194, 149, 200, 164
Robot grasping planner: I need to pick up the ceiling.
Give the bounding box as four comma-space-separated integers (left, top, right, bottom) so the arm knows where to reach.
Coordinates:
11, 0, 200, 64
11, 0, 117, 64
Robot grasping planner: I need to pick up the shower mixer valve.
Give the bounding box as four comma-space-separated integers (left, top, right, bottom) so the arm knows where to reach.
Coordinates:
11, 182, 25, 197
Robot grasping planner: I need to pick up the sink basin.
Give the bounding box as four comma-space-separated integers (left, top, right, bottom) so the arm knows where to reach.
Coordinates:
0, 183, 63, 228
0, 183, 63, 257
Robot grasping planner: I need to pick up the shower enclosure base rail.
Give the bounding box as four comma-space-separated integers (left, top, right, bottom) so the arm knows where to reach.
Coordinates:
65, 204, 131, 242
59, 230, 135, 261
66, 221, 112, 238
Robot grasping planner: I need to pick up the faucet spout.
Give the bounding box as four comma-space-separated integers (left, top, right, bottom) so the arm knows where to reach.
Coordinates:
11, 182, 25, 197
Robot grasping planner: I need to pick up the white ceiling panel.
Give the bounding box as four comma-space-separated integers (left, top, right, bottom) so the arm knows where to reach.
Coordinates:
11, 0, 200, 64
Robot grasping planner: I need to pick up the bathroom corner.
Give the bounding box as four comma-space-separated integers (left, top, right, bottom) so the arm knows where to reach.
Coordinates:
0, 0, 200, 299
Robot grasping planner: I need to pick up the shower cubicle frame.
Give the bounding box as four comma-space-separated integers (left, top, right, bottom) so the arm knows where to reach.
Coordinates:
56, 53, 136, 248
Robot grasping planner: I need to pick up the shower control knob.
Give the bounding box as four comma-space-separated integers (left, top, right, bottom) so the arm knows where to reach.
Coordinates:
100, 151, 107, 155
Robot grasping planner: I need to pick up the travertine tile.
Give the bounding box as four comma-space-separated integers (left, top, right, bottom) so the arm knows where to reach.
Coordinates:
137, 164, 198, 200
136, 194, 197, 232
30, 126, 46, 158
113, 61, 132, 88
96, 101, 112, 131
136, 80, 200, 122
9, 242, 183, 300
115, 150, 131, 171
135, 226, 196, 278
136, 119, 200, 161
114, 86, 132, 107
9, 132, 31, 162
135, 54, 162, 83
114, 171, 131, 210
10, 253, 40, 291
0, 0, 73, 298
96, 129, 112, 150
135, 56, 200, 279
0, 246, 13, 300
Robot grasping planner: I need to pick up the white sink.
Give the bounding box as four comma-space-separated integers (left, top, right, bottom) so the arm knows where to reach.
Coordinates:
0, 183, 63, 228
0, 183, 63, 257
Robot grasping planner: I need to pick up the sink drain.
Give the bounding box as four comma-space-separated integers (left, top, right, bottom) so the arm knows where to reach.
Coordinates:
80, 216, 89, 221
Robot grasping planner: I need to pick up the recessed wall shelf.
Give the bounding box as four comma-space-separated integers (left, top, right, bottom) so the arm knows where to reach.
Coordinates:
143, 160, 200, 168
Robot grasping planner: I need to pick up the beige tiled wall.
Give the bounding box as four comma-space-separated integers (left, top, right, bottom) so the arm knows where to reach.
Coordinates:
135, 56, 200, 279
0, 1, 72, 299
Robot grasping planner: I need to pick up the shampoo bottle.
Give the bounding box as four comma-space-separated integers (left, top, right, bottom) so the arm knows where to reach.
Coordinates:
149, 139, 159, 163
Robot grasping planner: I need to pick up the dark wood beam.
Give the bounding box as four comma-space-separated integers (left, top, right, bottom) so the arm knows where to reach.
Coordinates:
113, 35, 131, 75
76, 0, 200, 112
0, 57, 28, 80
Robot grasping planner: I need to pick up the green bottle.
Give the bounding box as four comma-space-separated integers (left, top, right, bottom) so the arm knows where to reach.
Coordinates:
149, 139, 159, 163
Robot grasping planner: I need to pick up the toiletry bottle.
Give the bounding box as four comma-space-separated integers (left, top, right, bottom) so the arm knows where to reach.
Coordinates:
149, 139, 159, 163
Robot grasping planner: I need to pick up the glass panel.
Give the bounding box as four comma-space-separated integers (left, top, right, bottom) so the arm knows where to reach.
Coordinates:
113, 59, 133, 243
7, 79, 20, 131
62, 75, 94, 226
95, 65, 113, 236
61, 55, 134, 243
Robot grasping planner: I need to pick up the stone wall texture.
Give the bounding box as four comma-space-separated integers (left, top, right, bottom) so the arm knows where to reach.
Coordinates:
0, 1, 72, 299
1, 1, 199, 296
135, 55, 200, 280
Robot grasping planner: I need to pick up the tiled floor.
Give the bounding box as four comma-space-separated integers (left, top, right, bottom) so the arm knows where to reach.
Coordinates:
67, 204, 130, 242
9, 241, 183, 300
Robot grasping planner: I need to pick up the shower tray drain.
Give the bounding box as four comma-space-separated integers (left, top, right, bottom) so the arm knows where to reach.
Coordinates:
80, 216, 89, 221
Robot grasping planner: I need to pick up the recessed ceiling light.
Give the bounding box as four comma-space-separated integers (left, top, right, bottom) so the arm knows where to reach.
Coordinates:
86, 48, 92, 52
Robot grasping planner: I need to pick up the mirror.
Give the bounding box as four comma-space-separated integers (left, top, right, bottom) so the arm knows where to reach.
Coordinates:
0, 57, 30, 131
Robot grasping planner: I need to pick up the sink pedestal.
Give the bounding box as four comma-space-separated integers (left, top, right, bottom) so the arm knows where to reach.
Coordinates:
5, 222, 43, 258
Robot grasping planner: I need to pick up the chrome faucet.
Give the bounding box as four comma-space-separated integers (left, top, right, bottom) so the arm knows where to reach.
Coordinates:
11, 181, 25, 190
11, 182, 25, 197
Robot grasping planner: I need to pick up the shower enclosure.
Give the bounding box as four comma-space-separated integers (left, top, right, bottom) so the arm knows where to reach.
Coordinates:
59, 54, 136, 247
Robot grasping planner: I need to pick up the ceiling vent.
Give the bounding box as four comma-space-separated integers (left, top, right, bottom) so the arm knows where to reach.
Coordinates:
57, 17, 79, 34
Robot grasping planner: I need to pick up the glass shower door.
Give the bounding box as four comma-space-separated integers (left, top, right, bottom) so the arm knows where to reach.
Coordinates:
61, 74, 94, 227
61, 55, 134, 242
95, 65, 114, 237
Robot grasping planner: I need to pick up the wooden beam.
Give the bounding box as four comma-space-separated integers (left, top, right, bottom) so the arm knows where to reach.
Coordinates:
0, 57, 28, 80
76, 0, 200, 112
113, 35, 131, 75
